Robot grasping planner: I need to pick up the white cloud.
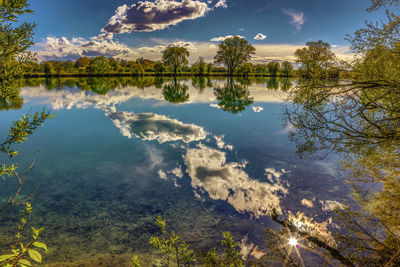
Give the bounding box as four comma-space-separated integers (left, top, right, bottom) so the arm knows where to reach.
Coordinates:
254, 33, 267, 41
34, 36, 137, 61
252, 106, 263, 113
102, 0, 210, 34
185, 144, 289, 217
158, 169, 167, 180
214, 0, 227, 8
106, 111, 208, 144
33, 37, 354, 65
210, 35, 245, 42
283, 9, 306, 31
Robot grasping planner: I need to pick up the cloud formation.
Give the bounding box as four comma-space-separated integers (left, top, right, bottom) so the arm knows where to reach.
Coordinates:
106, 110, 208, 144
254, 33, 266, 40
214, 0, 227, 8
102, 0, 210, 34
35, 36, 136, 61
210, 35, 245, 42
185, 144, 288, 217
283, 9, 306, 31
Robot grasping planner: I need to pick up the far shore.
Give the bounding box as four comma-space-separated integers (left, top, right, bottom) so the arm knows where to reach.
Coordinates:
24, 72, 294, 78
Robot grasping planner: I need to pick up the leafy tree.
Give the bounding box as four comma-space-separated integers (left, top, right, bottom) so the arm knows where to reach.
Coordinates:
206, 63, 214, 75
86, 56, 110, 74
154, 62, 166, 75
276, 2, 400, 266
63, 60, 75, 73
214, 37, 255, 76
0, 0, 35, 105
294, 40, 337, 78
42, 62, 54, 75
236, 62, 253, 76
281, 61, 294, 77
127, 62, 144, 75
191, 57, 207, 76
266, 61, 280, 76
162, 46, 189, 77
74, 57, 90, 69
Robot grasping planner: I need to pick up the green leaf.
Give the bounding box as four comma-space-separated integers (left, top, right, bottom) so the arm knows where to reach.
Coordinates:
27, 249, 41, 263
0, 254, 17, 262
17, 259, 32, 266
32, 242, 47, 251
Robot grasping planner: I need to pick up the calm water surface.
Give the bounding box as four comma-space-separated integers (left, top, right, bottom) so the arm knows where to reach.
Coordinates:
0, 77, 347, 264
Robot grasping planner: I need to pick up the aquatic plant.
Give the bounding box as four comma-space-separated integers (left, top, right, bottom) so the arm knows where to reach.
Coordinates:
0, 202, 47, 267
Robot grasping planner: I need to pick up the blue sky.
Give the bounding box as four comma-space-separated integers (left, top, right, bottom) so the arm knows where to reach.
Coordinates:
26, 0, 388, 62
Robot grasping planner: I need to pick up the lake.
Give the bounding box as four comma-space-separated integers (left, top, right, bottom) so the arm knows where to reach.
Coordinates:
0, 77, 348, 265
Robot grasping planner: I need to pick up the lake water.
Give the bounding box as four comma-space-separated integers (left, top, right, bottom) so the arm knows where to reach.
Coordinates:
0, 77, 348, 265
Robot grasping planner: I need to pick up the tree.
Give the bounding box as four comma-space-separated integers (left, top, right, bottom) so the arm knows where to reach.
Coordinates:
86, 56, 110, 74
0, 0, 35, 105
236, 62, 253, 76
154, 62, 166, 75
162, 46, 189, 77
191, 57, 207, 76
214, 37, 255, 76
1, 2, 50, 265
42, 62, 55, 75
206, 63, 214, 75
267, 61, 280, 76
294, 40, 336, 78
281, 61, 294, 77
74, 57, 90, 69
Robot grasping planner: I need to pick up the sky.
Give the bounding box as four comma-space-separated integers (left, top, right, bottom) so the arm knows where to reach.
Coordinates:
24, 0, 389, 63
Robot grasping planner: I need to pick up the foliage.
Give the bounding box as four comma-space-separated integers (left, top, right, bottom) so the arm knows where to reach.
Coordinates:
86, 56, 111, 74
266, 61, 280, 76
0, 0, 35, 108
162, 79, 190, 103
191, 57, 207, 76
131, 255, 141, 267
214, 37, 255, 76
154, 62, 166, 75
214, 78, 253, 114
0, 202, 47, 267
162, 46, 190, 76
150, 216, 195, 267
278, 2, 400, 266
281, 61, 294, 77
294, 40, 337, 78
236, 63, 253, 76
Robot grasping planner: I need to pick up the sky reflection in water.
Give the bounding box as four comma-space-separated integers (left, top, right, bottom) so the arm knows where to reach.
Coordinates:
0, 77, 347, 263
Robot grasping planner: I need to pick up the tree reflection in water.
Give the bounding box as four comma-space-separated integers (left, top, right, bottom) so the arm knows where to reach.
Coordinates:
214, 78, 254, 114
162, 78, 190, 104
271, 75, 400, 266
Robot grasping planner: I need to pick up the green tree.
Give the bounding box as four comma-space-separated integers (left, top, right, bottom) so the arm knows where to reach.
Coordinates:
86, 56, 111, 74
281, 61, 294, 77
154, 62, 166, 75
162, 46, 189, 77
74, 57, 90, 70
266, 61, 280, 76
214, 37, 255, 76
0, 0, 35, 105
206, 63, 214, 75
294, 40, 336, 78
191, 57, 207, 76
236, 62, 253, 76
